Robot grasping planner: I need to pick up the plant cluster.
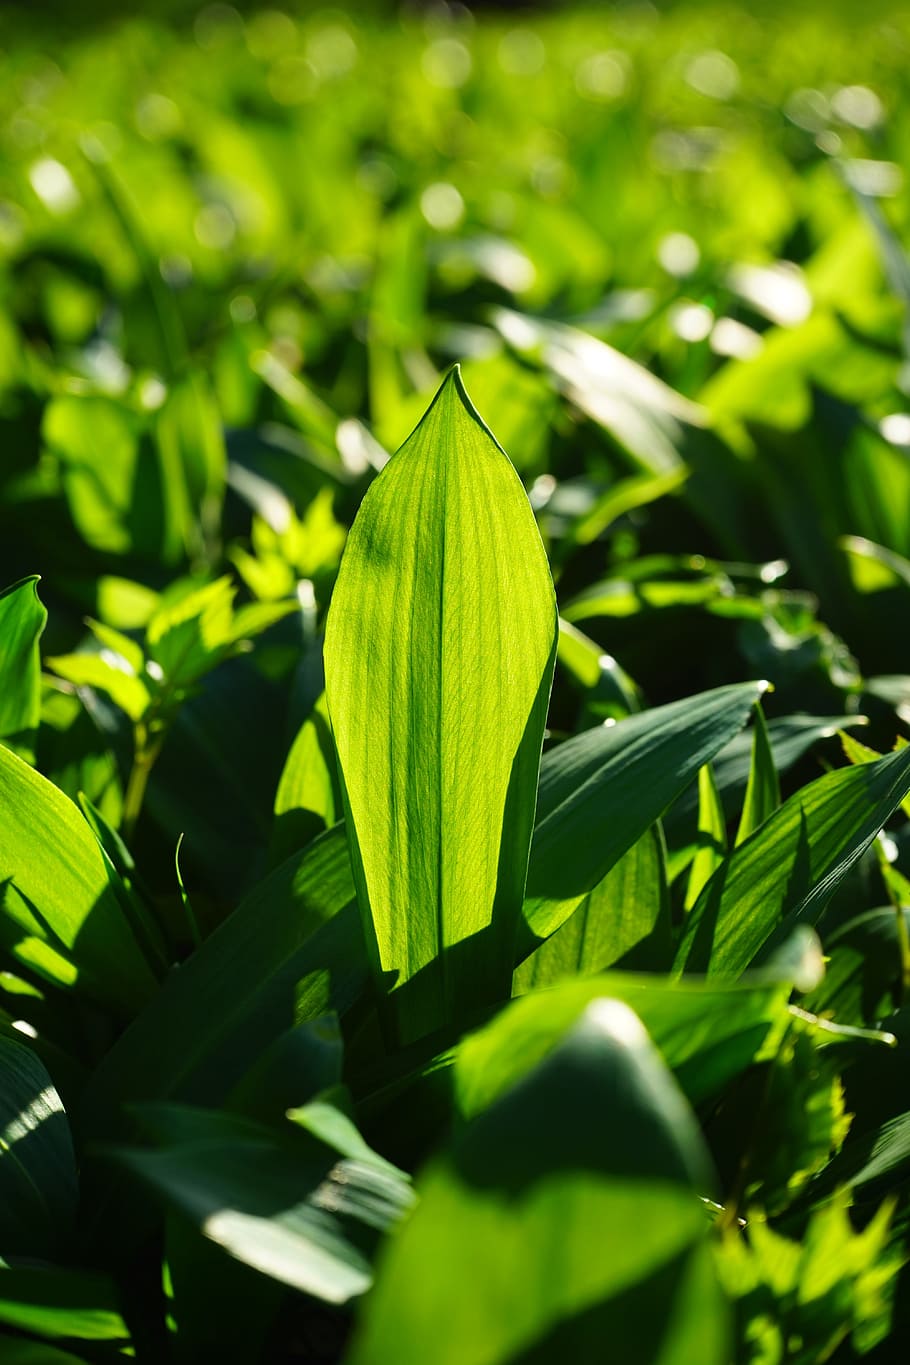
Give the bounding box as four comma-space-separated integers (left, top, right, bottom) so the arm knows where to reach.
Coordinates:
3, 2, 910, 1362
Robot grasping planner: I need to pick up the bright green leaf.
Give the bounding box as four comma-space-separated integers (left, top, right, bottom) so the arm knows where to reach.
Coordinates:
523, 682, 765, 946
0, 576, 46, 763
0, 1264, 128, 1343
735, 700, 781, 845
0, 745, 157, 1014
348, 1000, 729, 1365
324, 367, 557, 1045
676, 745, 910, 977
685, 764, 727, 911
516, 825, 671, 990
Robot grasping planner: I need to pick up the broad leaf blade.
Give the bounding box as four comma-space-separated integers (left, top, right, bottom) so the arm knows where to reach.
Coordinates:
108, 1105, 414, 1304
270, 693, 340, 865
524, 681, 765, 944
348, 1000, 728, 1365
325, 367, 557, 1045
516, 825, 671, 990
0, 1038, 77, 1259
81, 825, 361, 1140
676, 745, 910, 976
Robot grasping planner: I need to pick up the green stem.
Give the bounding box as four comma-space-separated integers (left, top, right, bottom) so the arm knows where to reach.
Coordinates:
123, 723, 165, 844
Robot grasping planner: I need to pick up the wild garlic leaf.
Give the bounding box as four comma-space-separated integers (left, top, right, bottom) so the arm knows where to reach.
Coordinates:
325, 367, 557, 1046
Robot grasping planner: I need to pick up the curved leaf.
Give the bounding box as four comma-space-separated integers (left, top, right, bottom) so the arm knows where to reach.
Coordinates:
0, 1038, 77, 1258
349, 999, 728, 1365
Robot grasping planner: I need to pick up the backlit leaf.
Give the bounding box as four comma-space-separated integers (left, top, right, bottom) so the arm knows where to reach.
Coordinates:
325, 367, 557, 1046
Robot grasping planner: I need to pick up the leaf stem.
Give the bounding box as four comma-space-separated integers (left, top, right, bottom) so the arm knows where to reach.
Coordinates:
123, 721, 165, 844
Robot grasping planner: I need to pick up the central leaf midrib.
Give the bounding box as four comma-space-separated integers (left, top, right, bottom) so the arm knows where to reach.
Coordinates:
436, 423, 450, 1018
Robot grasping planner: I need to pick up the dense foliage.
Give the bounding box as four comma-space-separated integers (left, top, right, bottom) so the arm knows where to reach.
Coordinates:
3, 2, 910, 1361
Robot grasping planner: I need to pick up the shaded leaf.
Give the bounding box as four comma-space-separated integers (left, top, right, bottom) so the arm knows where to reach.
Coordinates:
349, 1000, 728, 1365
0, 1038, 77, 1258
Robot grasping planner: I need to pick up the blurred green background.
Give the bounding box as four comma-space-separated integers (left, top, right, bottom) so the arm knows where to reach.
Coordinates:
3, 0, 910, 898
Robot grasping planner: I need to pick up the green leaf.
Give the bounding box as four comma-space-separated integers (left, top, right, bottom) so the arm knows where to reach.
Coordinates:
42, 395, 148, 557
676, 744, 910, 977
523, 681, 766, 945
841, 533, 910, 593
0, 745, 157, 1014
807, 906, 910, 1027
566, 467, 689, 549
685, 765, 727, 911
717, 1192, 902, 1362
348, 1000, 729, 1365
45, 650, 151, 722
324, 367, 557, 1046
108, 1105, 414, 1303
226, 1015, 343, 1127
146, 578, 236, 686
270, 693, 340, 865
817, 1111, 910, 1199
37, 687, 123, 829
0, 1343, 96, 1364
155, 373, 227, 556
493, 306, 702, 474
0, 577, 46, 763
840, 728, 910, 820
82, 826, 362, 1140
734, 700, 781, 845
516, 825, 671, 990
662, 712, 869, 852
0, 1264, 128, 1342
0, 1038, 77, 1258
456, 971, 791, 1119
706, 1019, 853, 1223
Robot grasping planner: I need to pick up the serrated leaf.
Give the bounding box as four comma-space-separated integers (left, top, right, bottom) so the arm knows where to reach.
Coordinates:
324, 367, 557, 1046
